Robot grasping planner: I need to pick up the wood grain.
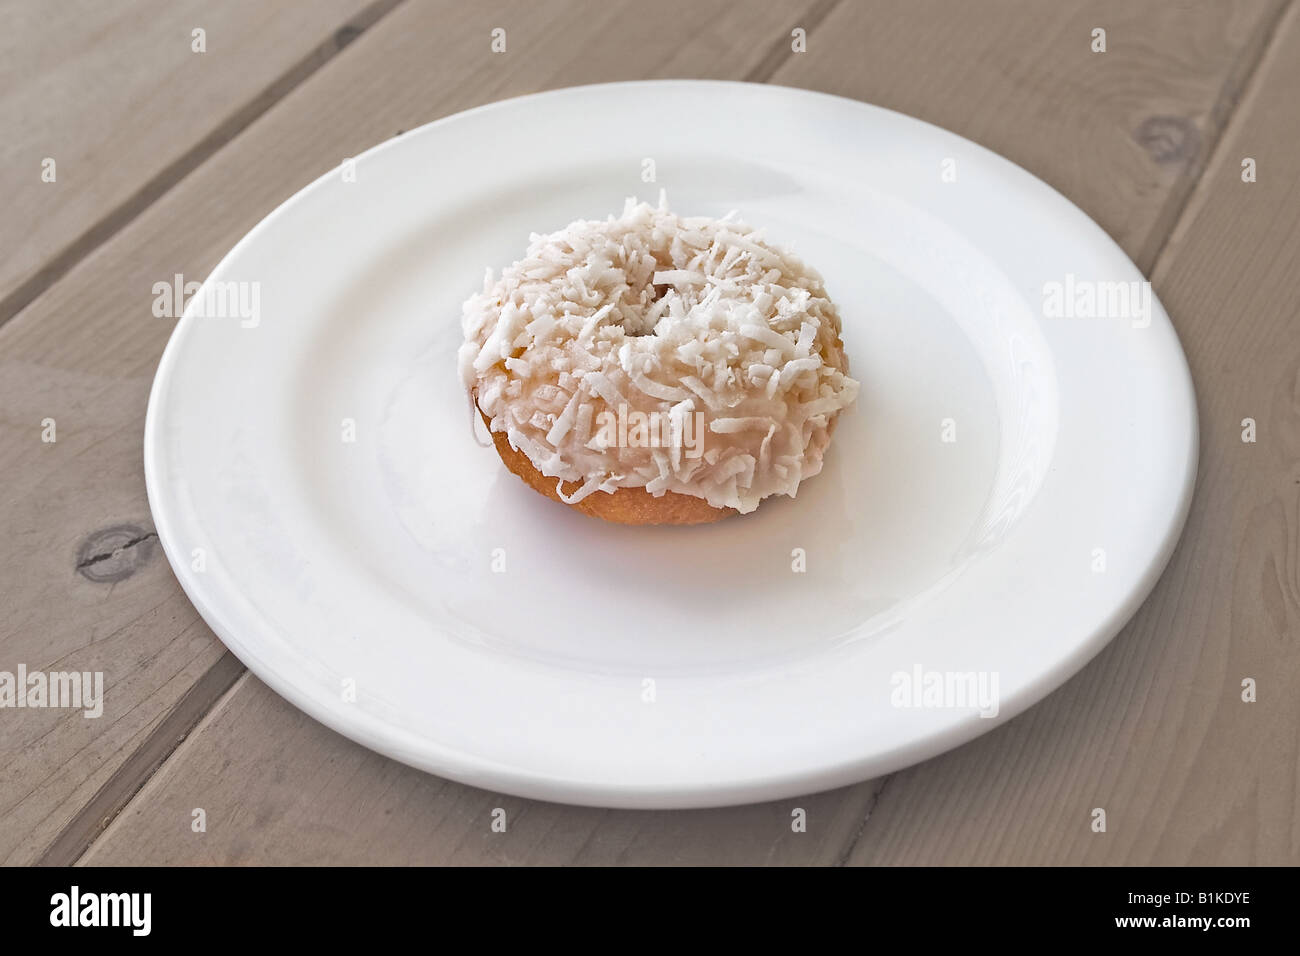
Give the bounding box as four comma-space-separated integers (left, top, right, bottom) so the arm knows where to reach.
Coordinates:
0, 0, 829, 866
3, 0, 1293, 865
0, 0, 389, 325
841, 1, 1300, 865
770, 0, 1288, 273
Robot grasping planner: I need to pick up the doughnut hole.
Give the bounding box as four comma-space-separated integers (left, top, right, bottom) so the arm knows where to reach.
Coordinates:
608, 243, 680, 337
615, 278, 670, 337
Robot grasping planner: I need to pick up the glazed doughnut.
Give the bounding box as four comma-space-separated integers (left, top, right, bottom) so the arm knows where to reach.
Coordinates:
458, 196, 859, 524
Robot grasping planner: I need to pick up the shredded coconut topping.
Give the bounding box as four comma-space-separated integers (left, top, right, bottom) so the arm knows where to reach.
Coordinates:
458, 196, 860, 513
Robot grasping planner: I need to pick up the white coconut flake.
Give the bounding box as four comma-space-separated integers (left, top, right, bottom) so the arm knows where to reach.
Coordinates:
653, 269, 707, 286
710, 417, 776, 434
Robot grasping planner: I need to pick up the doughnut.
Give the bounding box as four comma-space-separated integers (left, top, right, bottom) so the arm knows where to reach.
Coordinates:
458, 196, 860, 525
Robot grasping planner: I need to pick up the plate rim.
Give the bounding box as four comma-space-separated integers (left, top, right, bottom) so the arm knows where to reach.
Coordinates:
144, 79, 1200, 808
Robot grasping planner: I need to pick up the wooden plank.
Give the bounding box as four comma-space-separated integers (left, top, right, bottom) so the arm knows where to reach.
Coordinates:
841, 2, 1300, 865
0, 0, 390, 323
0, 0, 828, 866
770, 0, 1288, 272
79, 675, 882, 866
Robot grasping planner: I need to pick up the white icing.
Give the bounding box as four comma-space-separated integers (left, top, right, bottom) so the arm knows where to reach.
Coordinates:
458, 197, 860, 513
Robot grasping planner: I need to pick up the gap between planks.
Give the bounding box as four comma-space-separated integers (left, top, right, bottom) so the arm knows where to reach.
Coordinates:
1149, 0, 1297, 282
1143, 0, 1294, 276
0, 0, 408, 331
41, 654, 247, 867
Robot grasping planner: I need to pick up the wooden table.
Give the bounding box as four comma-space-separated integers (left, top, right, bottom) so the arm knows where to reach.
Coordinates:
3, 0, 1297, 866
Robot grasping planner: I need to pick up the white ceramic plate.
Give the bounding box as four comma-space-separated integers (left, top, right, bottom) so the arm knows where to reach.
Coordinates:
145, 81, 1197, 808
